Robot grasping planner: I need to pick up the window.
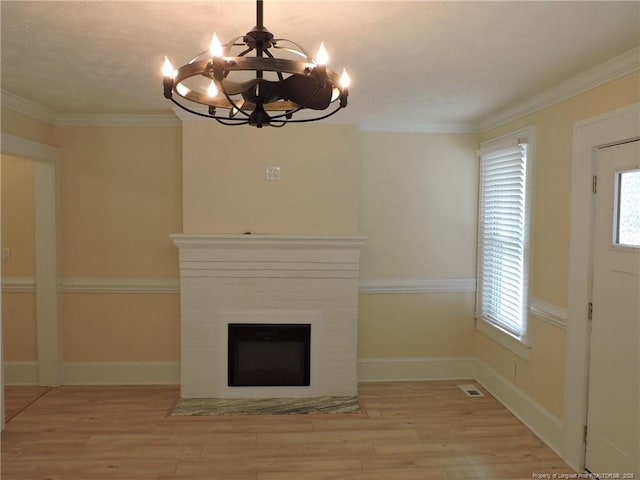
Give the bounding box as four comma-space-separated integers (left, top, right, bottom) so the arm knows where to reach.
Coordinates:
476, 128, 534, 355
614, 169, 640, 248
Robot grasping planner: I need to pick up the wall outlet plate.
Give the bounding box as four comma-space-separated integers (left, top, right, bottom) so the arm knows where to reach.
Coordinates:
266, 166, 281, 180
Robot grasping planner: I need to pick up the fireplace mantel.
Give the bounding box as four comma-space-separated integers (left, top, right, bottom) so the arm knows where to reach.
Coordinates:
172, 233, 366, 398
171, 234, 367, 249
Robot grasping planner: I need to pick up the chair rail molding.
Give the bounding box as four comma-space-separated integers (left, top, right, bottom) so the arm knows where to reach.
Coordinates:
359, 278, 476, 294
58, 278, 180, 294
1, 276, 36, 293
529, 297, 568, 329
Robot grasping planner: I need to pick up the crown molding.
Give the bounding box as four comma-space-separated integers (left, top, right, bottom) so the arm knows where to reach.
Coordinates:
1, 132, 58, 162
478, 46, 640, 132
54, 113, 180, 127
0, 90, 179, 127
1, 89, 57, 124
170, 106, 202, 122
359, 120, 479, 134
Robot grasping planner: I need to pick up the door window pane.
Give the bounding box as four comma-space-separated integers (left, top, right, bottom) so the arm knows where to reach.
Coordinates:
616, 170, 640, 247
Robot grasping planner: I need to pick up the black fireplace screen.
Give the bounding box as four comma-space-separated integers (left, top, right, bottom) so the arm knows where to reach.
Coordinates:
228, 324, 311, 387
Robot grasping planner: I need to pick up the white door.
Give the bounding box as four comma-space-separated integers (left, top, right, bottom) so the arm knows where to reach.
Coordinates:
586, 140, 639, 476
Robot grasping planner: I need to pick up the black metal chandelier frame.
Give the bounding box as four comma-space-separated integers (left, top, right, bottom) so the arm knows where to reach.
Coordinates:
162, 0, 349, 128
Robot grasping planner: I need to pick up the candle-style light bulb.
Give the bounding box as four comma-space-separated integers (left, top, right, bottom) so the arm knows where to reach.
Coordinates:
315, 42, 328, 65
162, 56, 174, 77
339, 68, 351, 89
207, 80, 218, 97
209, 33, 223, 57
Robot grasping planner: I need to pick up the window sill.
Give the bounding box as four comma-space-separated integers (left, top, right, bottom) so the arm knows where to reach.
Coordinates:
476, 318, 531, 361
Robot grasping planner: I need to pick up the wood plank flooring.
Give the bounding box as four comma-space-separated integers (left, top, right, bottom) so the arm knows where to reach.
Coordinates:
1, 381, 575, 480
4, 385, 50, 422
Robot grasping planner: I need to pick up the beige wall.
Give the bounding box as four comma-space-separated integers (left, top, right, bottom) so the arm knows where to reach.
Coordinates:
1, 154, 37, 362
2, 121, 183, 365
60, 293, 180, 362
182, 121, 359, 234
359, 293, 475, 358
358, 132, 479, 359
1, 293, 37, 361
52, 123, 477, 363
1, 155, 35, 276
56, 126, 182, 279
475, 71, 640, 419
53, 125, 183, 362
359, 132, 478, 279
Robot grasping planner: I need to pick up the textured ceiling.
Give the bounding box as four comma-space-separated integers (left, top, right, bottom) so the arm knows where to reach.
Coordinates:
1, 1, 639, 129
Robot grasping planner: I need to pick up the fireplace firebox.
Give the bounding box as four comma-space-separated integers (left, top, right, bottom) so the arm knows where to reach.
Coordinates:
228, 324, 311, 387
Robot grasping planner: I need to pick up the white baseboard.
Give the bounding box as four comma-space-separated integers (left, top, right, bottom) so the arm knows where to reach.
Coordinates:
4, 357, 564, 462
9, 357, 475, 386
475, 360, 564, 456
61, 361, 180, 385
4, 361, 39, 385
357, 356, 476, 382
3, 361, 180, 385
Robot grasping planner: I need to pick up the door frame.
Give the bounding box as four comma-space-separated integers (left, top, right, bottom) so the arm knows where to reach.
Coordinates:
565, 102, 640, 470
1, 133, 60, 397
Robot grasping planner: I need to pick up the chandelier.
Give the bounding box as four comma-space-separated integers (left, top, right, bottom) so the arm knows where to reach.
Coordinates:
162, 0, 350, 128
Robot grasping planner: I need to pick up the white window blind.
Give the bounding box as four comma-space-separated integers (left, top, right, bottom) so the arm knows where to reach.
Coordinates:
477, 141, 530, 339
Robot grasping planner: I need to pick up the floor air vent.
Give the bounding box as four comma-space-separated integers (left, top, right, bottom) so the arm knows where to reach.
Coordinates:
457, 384, 484, 397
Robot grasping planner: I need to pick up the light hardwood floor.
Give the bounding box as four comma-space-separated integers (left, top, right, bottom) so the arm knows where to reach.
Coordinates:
1, 381, 575, 480
4, 385, 50, 422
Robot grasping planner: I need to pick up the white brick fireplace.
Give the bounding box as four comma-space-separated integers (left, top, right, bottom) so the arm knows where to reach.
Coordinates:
172, 234, 366, 398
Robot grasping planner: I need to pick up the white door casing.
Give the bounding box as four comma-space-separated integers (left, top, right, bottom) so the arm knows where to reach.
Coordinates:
585, 141, 639, 475
0, 156, 3, 430
566, 103, 640, 470
0, 133, 60, 389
